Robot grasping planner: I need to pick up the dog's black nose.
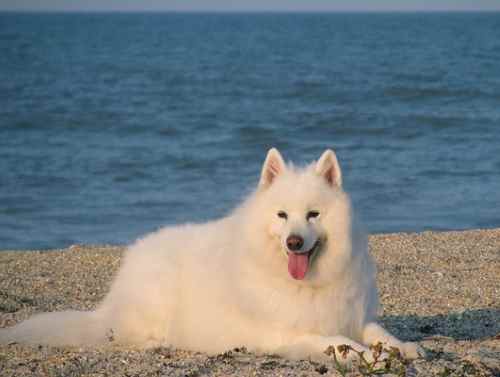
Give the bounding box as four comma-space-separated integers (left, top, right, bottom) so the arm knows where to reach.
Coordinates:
286, 235, 304, 251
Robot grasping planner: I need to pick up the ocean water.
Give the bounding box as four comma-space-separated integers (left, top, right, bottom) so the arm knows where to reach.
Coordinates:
1, 12, 500, 250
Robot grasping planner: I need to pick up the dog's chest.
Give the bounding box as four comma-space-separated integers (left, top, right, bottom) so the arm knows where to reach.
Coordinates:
253, 284, 347, 334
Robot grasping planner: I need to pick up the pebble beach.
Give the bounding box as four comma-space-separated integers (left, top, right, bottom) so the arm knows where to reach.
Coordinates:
1, 229, 499, 376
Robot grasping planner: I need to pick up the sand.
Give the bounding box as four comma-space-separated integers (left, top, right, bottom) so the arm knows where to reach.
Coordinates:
0, 229, 499, 376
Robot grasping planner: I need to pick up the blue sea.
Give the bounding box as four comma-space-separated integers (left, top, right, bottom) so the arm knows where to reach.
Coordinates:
1, 12, 500, 250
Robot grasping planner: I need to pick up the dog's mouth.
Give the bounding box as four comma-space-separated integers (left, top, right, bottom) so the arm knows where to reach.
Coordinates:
287, 240, 320, 280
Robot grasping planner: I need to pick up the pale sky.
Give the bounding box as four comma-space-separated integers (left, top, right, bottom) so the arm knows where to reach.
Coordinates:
1, 0, 500, 12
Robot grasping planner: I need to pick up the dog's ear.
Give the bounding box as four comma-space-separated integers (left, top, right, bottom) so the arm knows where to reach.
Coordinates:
259, 148, 286, 188
316, 149, 342, 187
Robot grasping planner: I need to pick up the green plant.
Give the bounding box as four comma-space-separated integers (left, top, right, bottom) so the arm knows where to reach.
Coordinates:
324, 342, 408, 377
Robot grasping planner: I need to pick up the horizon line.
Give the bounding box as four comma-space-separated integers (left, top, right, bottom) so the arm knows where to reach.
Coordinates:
1, 8, 500, 14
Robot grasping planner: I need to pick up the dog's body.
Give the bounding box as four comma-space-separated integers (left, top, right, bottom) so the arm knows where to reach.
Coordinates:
0, 149, 421, 362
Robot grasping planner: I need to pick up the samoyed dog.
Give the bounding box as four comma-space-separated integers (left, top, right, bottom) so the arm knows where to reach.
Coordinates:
0, 148, 422, 363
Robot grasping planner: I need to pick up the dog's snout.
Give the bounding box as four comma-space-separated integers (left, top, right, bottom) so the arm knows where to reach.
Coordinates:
286, 235, 304, 251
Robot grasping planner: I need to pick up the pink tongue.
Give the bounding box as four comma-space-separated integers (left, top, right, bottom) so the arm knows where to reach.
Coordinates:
288, 252, 309, 280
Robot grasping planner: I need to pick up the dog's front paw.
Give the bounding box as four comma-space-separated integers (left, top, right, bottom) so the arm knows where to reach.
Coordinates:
401, 342, 426, 360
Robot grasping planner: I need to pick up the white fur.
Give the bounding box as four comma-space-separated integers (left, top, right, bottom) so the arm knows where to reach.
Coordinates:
0, 149, 422, 362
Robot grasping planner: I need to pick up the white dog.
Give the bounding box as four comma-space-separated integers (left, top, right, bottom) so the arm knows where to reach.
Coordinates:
1, 148, 422, 363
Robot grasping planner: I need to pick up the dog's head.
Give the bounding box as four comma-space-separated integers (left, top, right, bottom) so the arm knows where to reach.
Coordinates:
245, 148, 355, 285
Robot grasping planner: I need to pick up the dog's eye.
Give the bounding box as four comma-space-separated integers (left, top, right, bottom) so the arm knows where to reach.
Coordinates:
277, 211, 288, 220
306, 211, 320, 220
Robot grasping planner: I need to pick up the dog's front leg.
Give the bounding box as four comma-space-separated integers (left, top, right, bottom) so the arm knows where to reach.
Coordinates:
362, 322, 424, 359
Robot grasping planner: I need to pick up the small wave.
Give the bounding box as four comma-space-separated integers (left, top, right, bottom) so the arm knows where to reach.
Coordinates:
157, 127, 182, 136
5, 120, 39, 130
0, 206, 37, 215
236, 125, 277, 142
392, 72, 446, 82
383, 86, 484, 100
112, 171, 150, 182
331, 125, 389, 136
419, 169, 492, 179
410, 114, 461, 129
172, 155, 215, 171
0, 32, 22, 42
